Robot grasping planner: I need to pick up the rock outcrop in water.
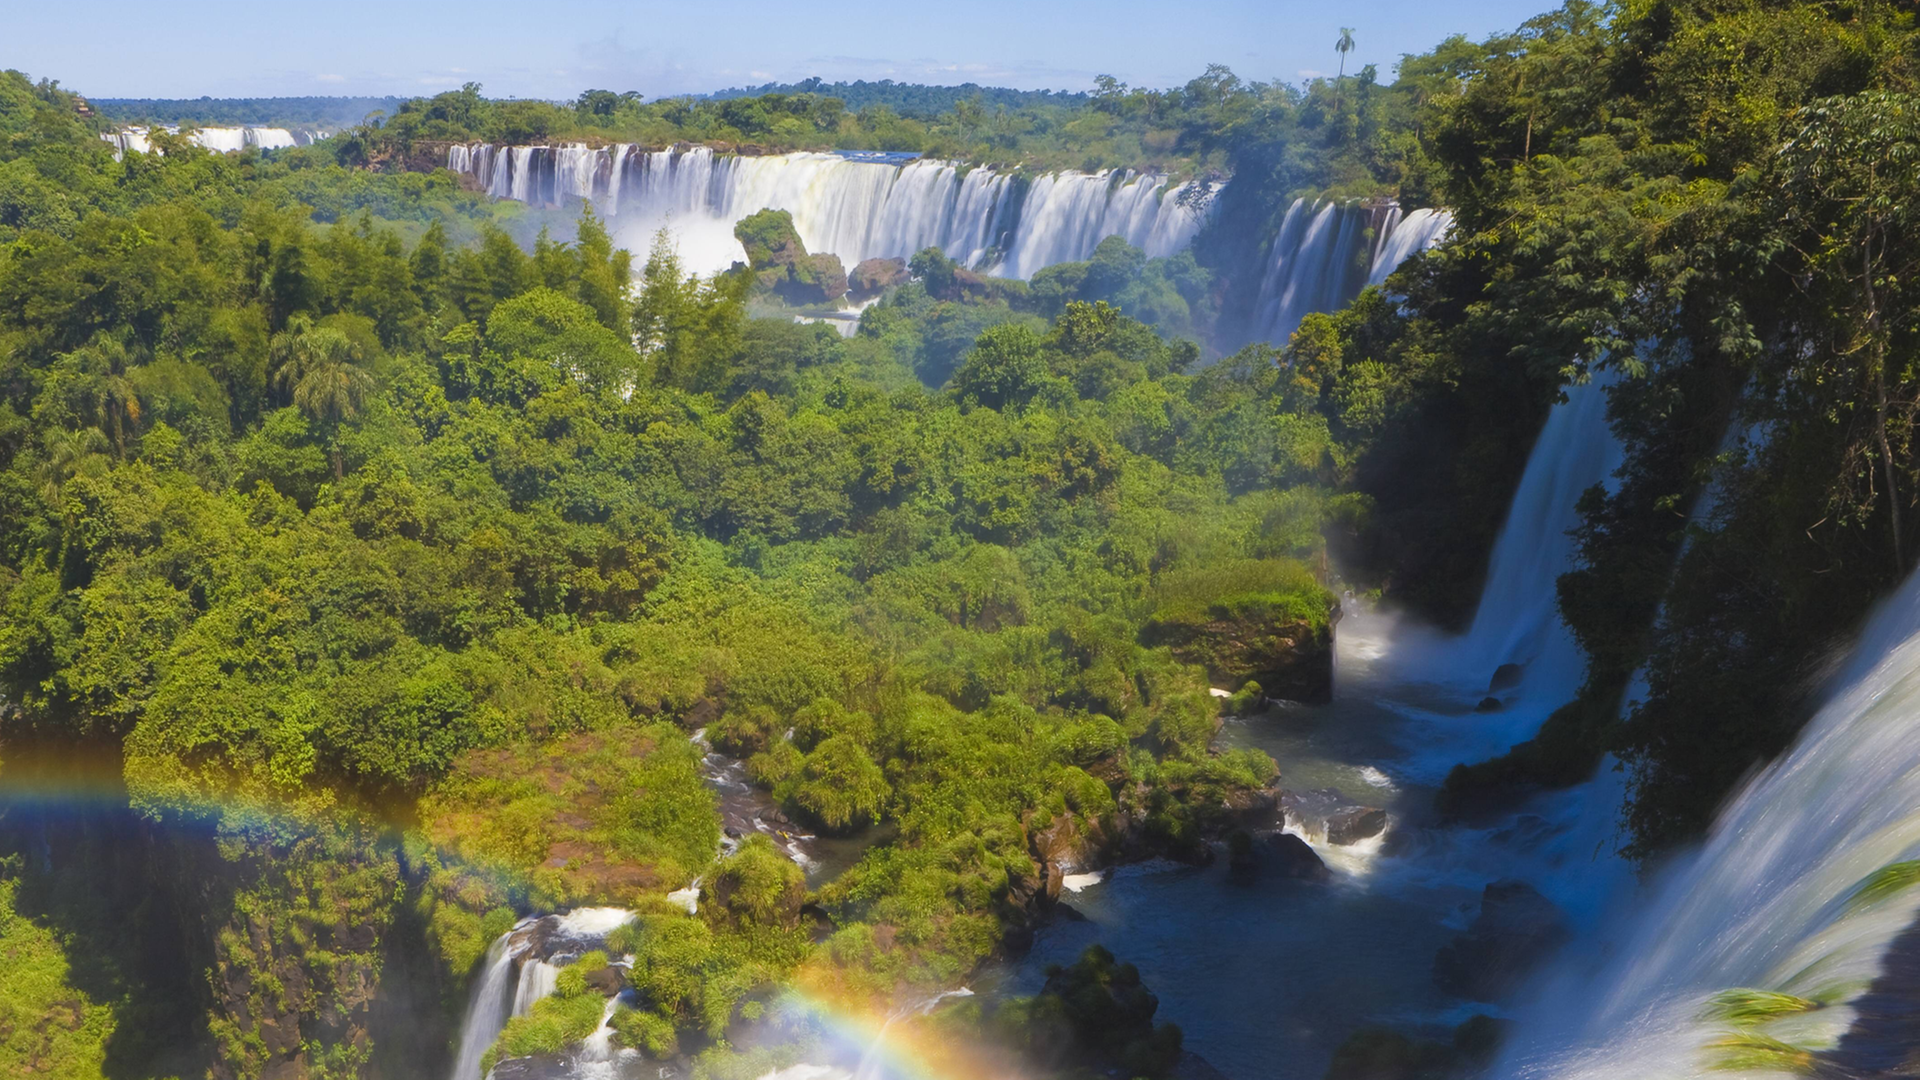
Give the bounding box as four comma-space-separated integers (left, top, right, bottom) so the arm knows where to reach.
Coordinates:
734, 209, 848, 305
1263, 833, 1332, 881
1431, 880, 1569, 1002
1281, 788, 1388, 846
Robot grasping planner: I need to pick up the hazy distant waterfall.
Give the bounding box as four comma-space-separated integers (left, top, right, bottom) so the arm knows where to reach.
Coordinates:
445, 143, 1208, 279
102, 125, 308, 159
1248, 199, 1454, 344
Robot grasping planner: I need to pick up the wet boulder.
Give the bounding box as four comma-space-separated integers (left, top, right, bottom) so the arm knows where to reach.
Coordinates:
1222, 779, 1285, 832
1227, 831, 1257, 874
1326, 805, 1390, 846
1488, 663, 1525, 693
1265, 833, 1332, 881
1282, 788, 1389, 846
487, 1055, 575, 1080
1433, 880, 1570, 1001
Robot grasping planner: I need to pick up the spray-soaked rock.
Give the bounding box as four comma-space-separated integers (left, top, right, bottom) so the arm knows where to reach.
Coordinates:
1265, 833, 1332, 881
1433, 880, 1570, 1001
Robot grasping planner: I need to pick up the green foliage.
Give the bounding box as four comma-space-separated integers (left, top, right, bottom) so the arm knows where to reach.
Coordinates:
1701, 1031, 1817, 1074
482, 979, 608, 1073
1703, 989, 1821, 1026
0, 872, 115, 1080
706, 834, 806, 929
612, 1005, 680, 1058
419, 727, 718, 908
1846, 860, 1920, 912
789, 735, 889, 831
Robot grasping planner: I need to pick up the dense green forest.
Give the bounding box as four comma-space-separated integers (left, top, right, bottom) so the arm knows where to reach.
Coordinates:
92, 96, 402, 129
699, 79, 1090, 115
7, 0, 1920, 1074
318, 62, 1417, 180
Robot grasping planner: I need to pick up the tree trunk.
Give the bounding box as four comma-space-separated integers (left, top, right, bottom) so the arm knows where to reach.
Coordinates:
1867, 229, 1903, 573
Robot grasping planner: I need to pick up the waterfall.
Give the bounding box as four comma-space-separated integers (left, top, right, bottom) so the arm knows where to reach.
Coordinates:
1367, 207, 1453, 287
1501, 568, 1920, 1078
513, 959, 559, 1016
101, 125, 308, 159
1247, 199, 1453, 345
1362, 371, 1624, 784
448, 933, 518, 1080
1460, 373, 1623, 702
997, 170, 1202, 278
444, 144, 1209, 279
445, 907, 635, 1080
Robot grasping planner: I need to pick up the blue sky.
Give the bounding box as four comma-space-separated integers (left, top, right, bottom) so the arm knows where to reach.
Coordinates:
8, 0, 1549, 100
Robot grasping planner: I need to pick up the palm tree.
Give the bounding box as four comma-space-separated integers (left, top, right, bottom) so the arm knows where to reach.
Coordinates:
61, 334, 143, 457
272, 322, 374, 478
37, 427, 110, 504
93, 368, 142, 458
1335, 28, 1357, 114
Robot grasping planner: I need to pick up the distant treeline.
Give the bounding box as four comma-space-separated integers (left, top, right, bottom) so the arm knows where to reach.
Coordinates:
698, 78, 1090, 117
91, 95, 402, 127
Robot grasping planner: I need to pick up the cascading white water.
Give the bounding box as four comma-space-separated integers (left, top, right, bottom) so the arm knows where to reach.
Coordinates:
444, 144, 1209, 278
1363, 372, 1624, 784
1246, 199, 1453, 345
997, 170, 1200, 278
1501, 568, 1920, 1079
513, 959, 559, 1017
1459, 374, 1623, 704
1367, 207, 1454, 288
449, 933, 519, 1080
100, 125, 311, 160
445, 907, 636, 1080
1249, 200, 1449, 341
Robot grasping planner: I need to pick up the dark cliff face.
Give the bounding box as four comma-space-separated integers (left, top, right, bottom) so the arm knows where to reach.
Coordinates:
0, 803, 458, 1080
1142, 611, 1335, 704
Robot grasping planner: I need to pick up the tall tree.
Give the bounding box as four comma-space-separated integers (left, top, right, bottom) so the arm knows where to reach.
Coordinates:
1777, 91, 1920, 572
271, 321, 374, 479
1334, 27, 1357, 114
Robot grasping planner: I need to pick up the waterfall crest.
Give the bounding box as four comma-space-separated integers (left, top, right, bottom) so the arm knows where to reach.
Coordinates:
1502, 570, 1920, 1078
444, 144, 1207, 278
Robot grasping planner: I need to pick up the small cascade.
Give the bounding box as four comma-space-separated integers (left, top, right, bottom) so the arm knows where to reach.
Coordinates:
571, 995, 633, 1080
512, 959, 559, 1016
448, 932, 519, 1080
444, 144, 1208, 279
446, 908, 636, 1080
1501, 569, 1920, 1079
1367, 207, 1454, 288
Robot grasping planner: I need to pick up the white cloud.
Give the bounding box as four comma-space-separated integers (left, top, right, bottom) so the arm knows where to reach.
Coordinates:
315, 73, 345, 83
